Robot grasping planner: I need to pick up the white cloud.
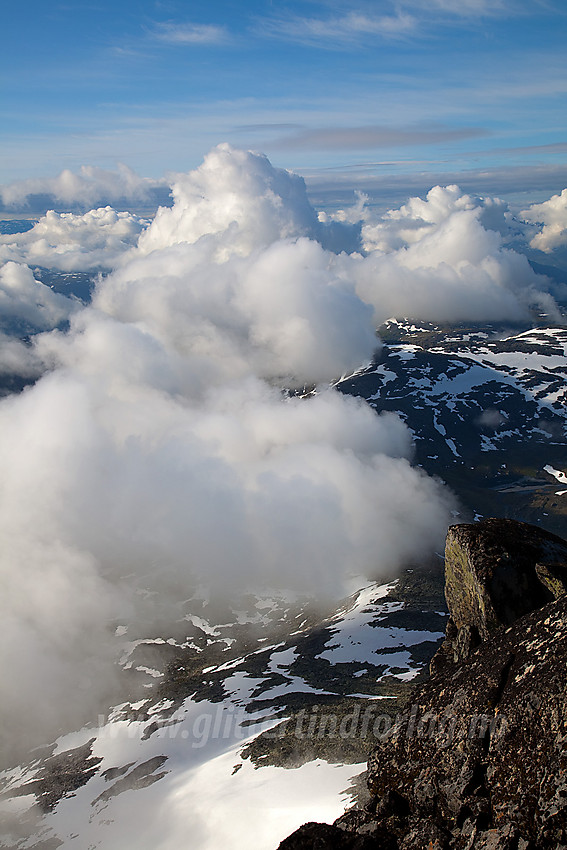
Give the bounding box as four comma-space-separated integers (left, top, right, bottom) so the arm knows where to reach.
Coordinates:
521, 188, 567, 252
0, 331, 43, 377
0, 352, 453, 763
0, 207, 150, 271
151, 21, 230, 45
0, 262, 78, 333
258, 10, 416, 46
139, 144, 318, 259
96, 236, 377, 388
330, 184, 559, 323
0, 164, 169, 212
361, 184, 510, 250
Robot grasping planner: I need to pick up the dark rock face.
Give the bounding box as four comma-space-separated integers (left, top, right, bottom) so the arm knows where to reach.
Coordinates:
277, 822, 379, 849
93, 756, 169, 805
278, 519, 567, 850
364, 595, 567, 848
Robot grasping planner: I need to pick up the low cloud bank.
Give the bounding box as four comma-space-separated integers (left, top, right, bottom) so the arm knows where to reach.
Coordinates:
0, 163, 170, 213
0, 145, 562, 765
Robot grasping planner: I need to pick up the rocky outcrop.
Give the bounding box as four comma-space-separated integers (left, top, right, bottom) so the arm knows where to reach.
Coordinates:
278, 519, 567, 850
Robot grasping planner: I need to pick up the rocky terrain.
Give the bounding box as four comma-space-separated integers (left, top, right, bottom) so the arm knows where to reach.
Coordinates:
279, 519, 567, 849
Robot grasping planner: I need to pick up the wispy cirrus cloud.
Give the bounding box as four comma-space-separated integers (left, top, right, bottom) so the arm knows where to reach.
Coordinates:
270, 124, 488, 152
406, 0, 512, 16
498, 141, 567, 156
462, 141, 567, 158
258, 10, 417, 47
256, 0, 531, 49
151, 21, 230, 45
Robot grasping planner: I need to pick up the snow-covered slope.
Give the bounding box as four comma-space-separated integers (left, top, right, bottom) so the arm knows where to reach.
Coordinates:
0, 572, 446, 850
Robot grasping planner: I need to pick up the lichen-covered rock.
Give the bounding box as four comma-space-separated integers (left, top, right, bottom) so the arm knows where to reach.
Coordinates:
444, 519, 567, 642
535, 561, 567, 599
278, 521, 567, 850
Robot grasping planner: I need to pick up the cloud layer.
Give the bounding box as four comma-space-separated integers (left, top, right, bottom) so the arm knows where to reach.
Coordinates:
271, 124, 486, 152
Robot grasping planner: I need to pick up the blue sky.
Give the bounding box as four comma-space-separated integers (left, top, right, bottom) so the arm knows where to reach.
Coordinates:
2, 0, 567, 205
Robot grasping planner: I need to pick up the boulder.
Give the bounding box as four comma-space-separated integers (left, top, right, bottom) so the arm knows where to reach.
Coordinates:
431, 519, 567, 673
444, 518, 567, 641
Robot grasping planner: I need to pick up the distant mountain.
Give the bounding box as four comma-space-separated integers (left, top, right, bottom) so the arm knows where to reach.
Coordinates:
336, 319, 567, 537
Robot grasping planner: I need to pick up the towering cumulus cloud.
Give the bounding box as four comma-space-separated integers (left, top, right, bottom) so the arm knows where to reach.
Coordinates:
0, 146, 559, 765
137, 144, 318, 258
